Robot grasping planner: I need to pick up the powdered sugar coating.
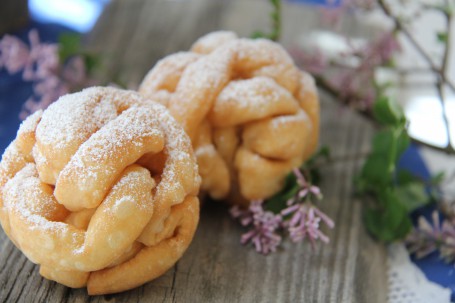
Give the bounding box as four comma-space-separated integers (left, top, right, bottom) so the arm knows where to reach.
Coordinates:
209, 76, 299, 127
37, 89, 117, 149
140, 31, 320, 204
4, 163, 67, 232
18, 110, 43, 138
0, 86, 201, 294
191, 31, 238, 54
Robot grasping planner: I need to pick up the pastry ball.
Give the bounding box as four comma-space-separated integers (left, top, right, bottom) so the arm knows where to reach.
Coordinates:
0, 87, 201, 295
139, 31, 319, 206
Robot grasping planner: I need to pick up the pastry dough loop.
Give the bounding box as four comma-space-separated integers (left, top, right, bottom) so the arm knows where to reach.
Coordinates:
139, 31, 319, 205
0, 87, 200, 295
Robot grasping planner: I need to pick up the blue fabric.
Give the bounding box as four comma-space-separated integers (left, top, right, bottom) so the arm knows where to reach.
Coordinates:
398, 144, 455, 301
286, 0, 342, 7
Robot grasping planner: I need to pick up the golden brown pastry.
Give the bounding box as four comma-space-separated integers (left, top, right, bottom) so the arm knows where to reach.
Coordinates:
0, 87, 200, 295
139, 31, 319, 206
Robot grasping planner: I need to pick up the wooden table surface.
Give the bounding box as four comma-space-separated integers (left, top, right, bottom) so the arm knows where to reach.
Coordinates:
0, 1, 387, 302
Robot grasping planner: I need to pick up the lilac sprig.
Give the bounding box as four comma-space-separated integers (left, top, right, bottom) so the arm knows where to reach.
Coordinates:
231, 168, 334, 255
0, 29, 98, 119
291, 30, 400, 110
281, 168, 334, 247
406, 211, 455, 264
230, 201, 283, 255
282, 201, 334, 247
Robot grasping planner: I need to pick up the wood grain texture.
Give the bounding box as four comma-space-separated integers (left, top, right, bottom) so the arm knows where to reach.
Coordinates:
0, 1, 387, 302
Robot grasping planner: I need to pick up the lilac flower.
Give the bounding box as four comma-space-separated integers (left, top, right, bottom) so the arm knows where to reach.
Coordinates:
293, 168, 322, 200
22, 30, 59, 81
281, 202, 334, 247
288, 47, 328, 75
440, 218, 455, 263
406, 211, 455, 263
231, 166, 335, 254
292, 25, 400, 113
377, 32, 400, 62
0, 29, 98, 119
0, 35, 29, 73
231, 200, 283, 255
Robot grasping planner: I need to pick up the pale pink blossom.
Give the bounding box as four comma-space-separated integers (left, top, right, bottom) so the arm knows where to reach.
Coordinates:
0, 35, 29, 73
231, 168, 334, 254
406, 211, 455, 263
231, 200, 283, 255
293, 168, 323, 199
282, 203, 334, 247
23, 30, 59, 80
288, 47, 328, 75
0, 29, 97, 119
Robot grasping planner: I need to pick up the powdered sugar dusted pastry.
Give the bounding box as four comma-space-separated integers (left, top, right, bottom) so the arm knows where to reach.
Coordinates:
139, 31, 319, 206
0, 87, 200, 295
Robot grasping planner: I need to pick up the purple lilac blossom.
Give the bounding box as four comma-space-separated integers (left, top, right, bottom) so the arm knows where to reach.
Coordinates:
406, 211, 455, 263
0, 29, 93, 120
231, 169, 335, 254
0, 35, 29, 73
281, 202, 334, 247
231, 200, 283, 255
291, 27, 400, 111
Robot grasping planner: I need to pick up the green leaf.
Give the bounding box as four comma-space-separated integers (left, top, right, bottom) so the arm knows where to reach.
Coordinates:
315, 145, 331, 160
360, 154, 393, 187
270, 0, 280, 6
265, 187, 297, 214
436, 31, 448, 44
58, 33, 82, 63
299, 145, 331, 185
264, 172, 298, 214
395, 129, 410, 156
251, 31, 268, 39
396, 170, 419, 185
265, 146, 330, 214
304, 145, 330, 168
363, 189, 412, 242
83, 54, 101, 74
371, 128, 408, 164
430, 171, 445, 185
251, 0, 281, 42
373, 96, 406, 126
394, 183, 429, 212
372, 129, 395, 155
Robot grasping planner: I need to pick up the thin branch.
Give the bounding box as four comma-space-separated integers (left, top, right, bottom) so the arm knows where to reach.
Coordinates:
436, 79, 455, 153
314, 75, 375, 121
377, 0, 455, 93
440, 5, 452, 77
411, 136, 455, 155
393, 67, 435, 75
330, 60, 434, 75
437, 4, 454, 152
377, 0, 455, 154
316, 73, 455, 155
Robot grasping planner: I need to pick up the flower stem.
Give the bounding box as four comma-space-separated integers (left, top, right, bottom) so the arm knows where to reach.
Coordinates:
377, 0, 455, 92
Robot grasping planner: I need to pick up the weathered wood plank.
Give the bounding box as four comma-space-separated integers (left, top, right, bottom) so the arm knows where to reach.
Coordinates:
0, 1, 387, 302
0, 97, 386, 303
